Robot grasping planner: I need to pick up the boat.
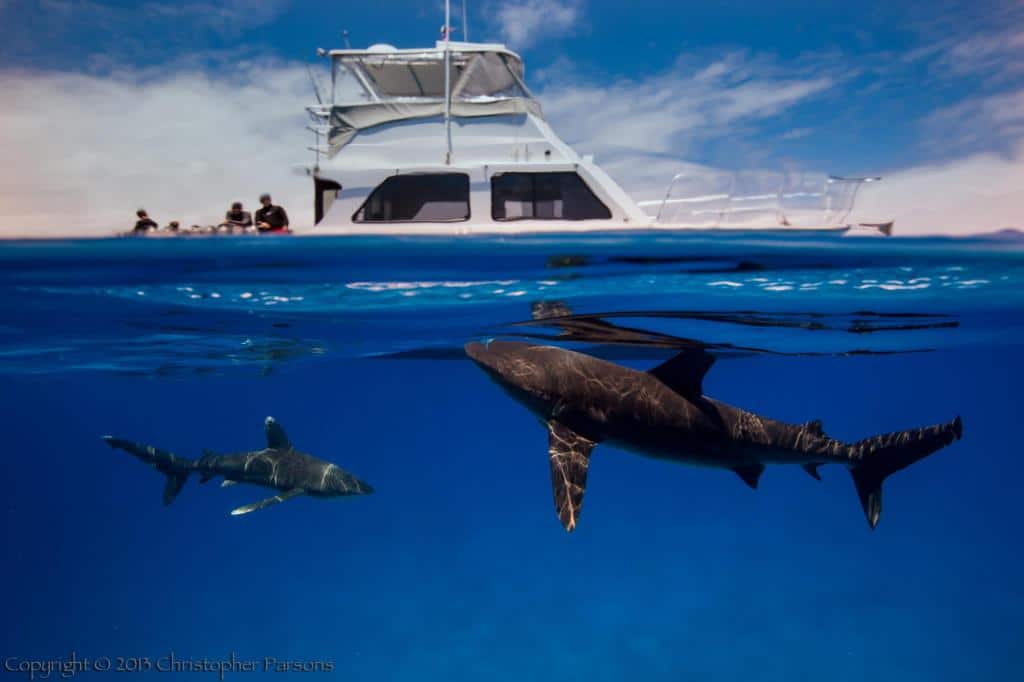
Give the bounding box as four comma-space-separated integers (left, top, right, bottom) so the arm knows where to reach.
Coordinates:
297, 4, 892, 236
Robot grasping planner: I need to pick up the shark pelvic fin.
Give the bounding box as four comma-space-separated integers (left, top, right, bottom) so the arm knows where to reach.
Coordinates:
733, 463, 765, 489
230, 488, 304, 516
648, 348, 716, 397
802, 463, 823, 480
264, 416, 291, 450
547, 420, 598, 532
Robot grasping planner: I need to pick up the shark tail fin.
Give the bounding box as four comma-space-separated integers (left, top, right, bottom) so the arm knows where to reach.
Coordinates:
849, 416, 962, 529
102, 435, 192, 506
162, 469, 190, 506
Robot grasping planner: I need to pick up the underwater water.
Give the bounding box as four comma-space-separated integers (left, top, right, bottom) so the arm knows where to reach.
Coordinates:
1, 233, 1022, 681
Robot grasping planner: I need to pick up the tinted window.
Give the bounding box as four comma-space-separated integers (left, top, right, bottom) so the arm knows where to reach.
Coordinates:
491, 172, 611, 221
354, 174, 470, 222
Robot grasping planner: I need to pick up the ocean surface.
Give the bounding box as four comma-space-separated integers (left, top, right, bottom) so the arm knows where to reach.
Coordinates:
1, 233, 1022, 681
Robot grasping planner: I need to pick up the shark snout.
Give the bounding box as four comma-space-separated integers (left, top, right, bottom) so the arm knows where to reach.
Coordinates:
464, 339, 532, 376
464, 341, 490, 366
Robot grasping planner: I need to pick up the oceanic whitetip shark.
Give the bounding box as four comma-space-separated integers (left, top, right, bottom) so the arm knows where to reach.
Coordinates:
465, 340, 962, 532
103, 417, 372, 515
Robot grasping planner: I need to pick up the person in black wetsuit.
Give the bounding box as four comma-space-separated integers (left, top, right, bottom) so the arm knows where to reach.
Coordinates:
219, 201, 253, 232
133, 209, 158, 233
254, 193, 289, 233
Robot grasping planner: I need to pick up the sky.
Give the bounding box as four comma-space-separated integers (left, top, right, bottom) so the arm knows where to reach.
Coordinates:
0, 0, 1021, 236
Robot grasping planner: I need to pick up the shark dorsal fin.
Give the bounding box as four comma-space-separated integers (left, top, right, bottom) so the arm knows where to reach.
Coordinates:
264, 417, 291, 450
804, 419, 825, 437
648, 348, 716, 397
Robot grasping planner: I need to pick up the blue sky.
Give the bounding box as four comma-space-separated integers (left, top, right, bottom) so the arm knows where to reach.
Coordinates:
0, 0, 1021, 234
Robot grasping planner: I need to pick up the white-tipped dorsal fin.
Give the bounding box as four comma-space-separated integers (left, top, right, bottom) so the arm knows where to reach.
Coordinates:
220, 479, 237, 488
648, 348, 716, 397
264, 416, 291, 450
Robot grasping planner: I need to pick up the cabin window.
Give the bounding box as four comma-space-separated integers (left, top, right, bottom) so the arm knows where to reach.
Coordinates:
314, 179, 342, 225
354, 173, 470, 222
491, 172, 611, 221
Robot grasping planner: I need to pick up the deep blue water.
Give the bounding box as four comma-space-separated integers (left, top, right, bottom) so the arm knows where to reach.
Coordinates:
1, 234, 1022, 681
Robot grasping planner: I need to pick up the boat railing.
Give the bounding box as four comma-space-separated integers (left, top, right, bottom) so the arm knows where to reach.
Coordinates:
640, 172, 882, 228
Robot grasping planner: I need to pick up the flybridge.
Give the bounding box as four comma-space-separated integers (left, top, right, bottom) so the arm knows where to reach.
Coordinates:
306, 42, 541, 160
325, 42, 531, 102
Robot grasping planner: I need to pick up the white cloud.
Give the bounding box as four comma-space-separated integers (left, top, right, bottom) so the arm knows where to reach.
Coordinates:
530, 54, 1024, 235
853, 143, 1024, 235
921, 89, 1024, 157
492, 0, 582, 49
0, 64, 315, 237
537, 53, 835, 161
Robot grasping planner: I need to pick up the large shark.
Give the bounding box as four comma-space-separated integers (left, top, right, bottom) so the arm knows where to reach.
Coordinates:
103, 417, 372, 515
465, 340, 962, 532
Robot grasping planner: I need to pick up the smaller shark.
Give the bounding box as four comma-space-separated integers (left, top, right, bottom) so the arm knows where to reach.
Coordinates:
103, 416, 372, 515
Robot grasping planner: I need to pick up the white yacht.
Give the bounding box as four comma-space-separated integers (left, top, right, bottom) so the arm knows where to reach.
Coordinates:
300, 24, 889, 235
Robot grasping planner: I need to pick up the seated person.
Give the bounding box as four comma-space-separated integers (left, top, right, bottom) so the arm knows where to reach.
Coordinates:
133, 209, 158, 232
254, 193, 290, 233
219, 202, 253, 231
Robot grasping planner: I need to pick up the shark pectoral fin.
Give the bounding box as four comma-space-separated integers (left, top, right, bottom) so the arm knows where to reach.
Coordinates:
264, 416, 291, 450
802, 463, 823, 480
733, 463, 765, 489
648, 348, 716, 397
220, 479, 237, 488
547, 421, 597, 533
230, 488, 303, 517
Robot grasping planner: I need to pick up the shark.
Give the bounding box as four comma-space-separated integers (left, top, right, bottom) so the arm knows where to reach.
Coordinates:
465, 340, 962, 532
102, 416, 373, 515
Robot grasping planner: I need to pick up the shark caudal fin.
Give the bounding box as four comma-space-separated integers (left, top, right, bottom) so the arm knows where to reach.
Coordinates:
101, 435, 193, 506
848, 416, 962, 529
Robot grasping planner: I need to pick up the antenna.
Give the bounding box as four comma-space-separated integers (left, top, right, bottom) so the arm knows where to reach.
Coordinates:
462, 0, 469, 42
342, 29, 351, 49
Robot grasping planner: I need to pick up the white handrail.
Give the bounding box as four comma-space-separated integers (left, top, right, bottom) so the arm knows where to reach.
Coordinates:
654, 172, 686, 223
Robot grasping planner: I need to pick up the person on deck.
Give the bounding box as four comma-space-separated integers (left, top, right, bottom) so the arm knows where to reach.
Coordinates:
254, 194, 290, 233
219, 201, 253, 232
133, 209, 158, 233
